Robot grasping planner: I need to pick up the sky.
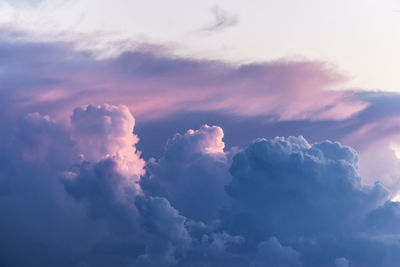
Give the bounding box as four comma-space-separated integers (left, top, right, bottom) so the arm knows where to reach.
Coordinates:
2, 1, 400, 266
1, 0, 400, 91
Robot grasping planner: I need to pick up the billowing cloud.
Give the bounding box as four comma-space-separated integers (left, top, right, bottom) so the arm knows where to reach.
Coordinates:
141, 125, 231, 222
366, 201, 400, 233
4, 31, 400, 266
135, 196, 191, 266
2, 101, 400, 266
250, 237, 302, 267
224, 136, 387, 240
71, 104, 145, 177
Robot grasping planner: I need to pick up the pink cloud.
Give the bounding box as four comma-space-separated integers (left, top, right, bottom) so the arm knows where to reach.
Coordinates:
0, 39, 367, 123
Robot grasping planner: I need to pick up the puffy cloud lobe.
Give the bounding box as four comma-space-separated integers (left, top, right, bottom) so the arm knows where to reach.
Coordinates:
71, 104, 145, 177
224, 136, 389, 241
135, 196, 191, 266
136, 196, 191, 247
250, 237, 302, 267
134, 196, 245, 267
366, 201, 400, 233
166, 124, 225, 155
202, 231, 244, 255
65, 104, 145, 233
64, 159, 139, 230
141, 125, 231, 222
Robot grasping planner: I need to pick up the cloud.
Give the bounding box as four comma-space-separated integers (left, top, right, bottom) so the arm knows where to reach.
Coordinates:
0, 104, 244, 266
0, 112, 97, 266
141, 125, 232, 222
219, 136, 396, 266
135, 196, 191, 266
202, 7, 239, 32
3, 102, 400, 266
0, 35, 366, 124
366, 201, 400, 233
224, 136, 387, 239
134, 90, 400, 198
4, 32, 400, 266
71, 104, 145, 177
335, 258, 350, 267
0, 104, 147, 266
250, 237, 302, 267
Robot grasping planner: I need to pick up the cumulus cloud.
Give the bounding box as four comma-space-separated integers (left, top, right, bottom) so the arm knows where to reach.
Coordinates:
64, 159, 139, 228
366, 201, 400, 233
0, 104, 245, 266
135, 196, 191, 266
10, 34, 400, 199
0, 112, 97, 266
3, 35, 400, 266
0, 103, 148, 266
4, 102, 400, 266
71, 104, 145, 178
141, 125, 231, 222
250, 237, 302, 267
224, 136, 388, 241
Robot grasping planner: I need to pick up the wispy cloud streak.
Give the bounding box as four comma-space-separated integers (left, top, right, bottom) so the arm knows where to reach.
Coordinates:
202, 6, 239, 32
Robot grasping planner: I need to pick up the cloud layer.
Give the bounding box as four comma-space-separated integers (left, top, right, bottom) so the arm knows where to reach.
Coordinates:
1, 101, 400, 266
0, 36, 366, 123
3, 34, 400, 266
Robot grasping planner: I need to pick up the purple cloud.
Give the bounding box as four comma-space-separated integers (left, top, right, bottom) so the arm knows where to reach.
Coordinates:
3, 32, 400, 266
0, 35, 366, 123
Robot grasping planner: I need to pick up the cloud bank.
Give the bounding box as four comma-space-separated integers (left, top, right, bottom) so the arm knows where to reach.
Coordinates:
1, 101, 400, 266
0, 35, 366, 123
3, 33, 400, 266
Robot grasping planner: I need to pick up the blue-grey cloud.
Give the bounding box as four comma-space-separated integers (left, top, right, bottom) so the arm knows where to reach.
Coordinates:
250, 237, 302, 267
0, 34, 367, 124
141, 125, 232, 222
3, 33, 400, 266
1, 103, 400, 266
